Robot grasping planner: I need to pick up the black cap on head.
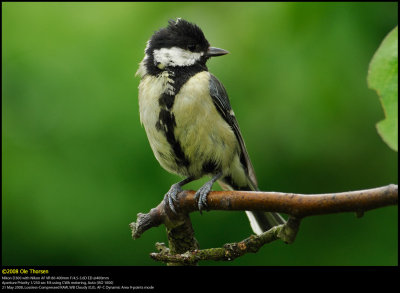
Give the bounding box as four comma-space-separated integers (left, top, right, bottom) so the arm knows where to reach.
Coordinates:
146, 18, 210, 55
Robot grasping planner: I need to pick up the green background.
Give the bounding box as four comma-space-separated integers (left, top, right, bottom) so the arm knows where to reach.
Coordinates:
2, 2, 398, 266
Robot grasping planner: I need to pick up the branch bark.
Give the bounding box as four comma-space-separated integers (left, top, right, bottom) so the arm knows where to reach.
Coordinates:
150, 216, 301, 264
130, 184, 398, 264
173, 184, 398, 217
130, 196, 199, 265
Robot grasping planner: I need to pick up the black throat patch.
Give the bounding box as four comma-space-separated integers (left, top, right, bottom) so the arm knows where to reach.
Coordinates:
155, 65, 206, 168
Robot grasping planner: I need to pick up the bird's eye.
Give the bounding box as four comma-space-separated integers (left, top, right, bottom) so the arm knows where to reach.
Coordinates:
187, 44, 196, 52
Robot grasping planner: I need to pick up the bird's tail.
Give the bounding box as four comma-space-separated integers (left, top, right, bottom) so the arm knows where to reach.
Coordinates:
218, 180, 286, 235
245, 211, 286, 235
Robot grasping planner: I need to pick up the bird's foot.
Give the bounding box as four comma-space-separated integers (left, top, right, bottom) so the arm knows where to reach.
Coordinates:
194, 172, 222, 214
194, 181, 214, 214
164, 183, 183, 214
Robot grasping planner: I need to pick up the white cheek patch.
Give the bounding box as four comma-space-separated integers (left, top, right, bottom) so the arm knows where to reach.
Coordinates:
153, 47, 203, 67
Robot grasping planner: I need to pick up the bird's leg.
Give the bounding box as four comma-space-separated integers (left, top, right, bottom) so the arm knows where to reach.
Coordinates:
194, 172, 223, 213
164, 176, 195, 213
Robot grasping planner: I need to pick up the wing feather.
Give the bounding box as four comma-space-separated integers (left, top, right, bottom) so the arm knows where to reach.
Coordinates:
209, 73, 258, 189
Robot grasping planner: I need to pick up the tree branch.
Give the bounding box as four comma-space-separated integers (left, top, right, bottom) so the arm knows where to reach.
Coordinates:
130, 195, 200, 265
149, 216, 301, 264
176, 184, 398, 217
130, 184, 397, 264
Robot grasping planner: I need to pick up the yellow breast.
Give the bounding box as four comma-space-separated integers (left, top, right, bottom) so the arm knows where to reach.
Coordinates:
173, 71, 238, 176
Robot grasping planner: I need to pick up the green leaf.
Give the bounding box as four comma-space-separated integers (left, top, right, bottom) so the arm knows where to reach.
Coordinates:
367, 26, 398, 152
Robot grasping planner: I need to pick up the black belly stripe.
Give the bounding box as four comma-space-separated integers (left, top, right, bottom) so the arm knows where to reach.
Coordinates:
154, 65, 208, 169
156, 108, 189, 167
159, 92, 175, 110
202, 160, 219, 173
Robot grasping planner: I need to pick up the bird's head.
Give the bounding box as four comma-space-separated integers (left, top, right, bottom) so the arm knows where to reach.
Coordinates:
143, 18, 228, 71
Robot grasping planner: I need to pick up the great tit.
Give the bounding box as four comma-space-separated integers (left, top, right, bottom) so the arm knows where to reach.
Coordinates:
136, 18, 285, 234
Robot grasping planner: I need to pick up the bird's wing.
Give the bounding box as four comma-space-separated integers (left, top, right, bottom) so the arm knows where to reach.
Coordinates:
209, 73, 258, 190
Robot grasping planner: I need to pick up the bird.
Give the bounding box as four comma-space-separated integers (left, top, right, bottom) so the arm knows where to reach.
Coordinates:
136, 18, 285, 234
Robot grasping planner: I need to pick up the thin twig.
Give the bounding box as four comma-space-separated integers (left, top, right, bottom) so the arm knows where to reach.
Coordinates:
151, 224, 283, 264
149, 216, 303, 264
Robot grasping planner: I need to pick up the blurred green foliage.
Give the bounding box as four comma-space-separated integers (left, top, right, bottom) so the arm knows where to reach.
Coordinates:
368, 26, 398, 151
2, 2, 398, 266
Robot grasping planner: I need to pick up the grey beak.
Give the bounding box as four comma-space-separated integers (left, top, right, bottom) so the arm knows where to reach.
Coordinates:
207, 47, 229, 57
